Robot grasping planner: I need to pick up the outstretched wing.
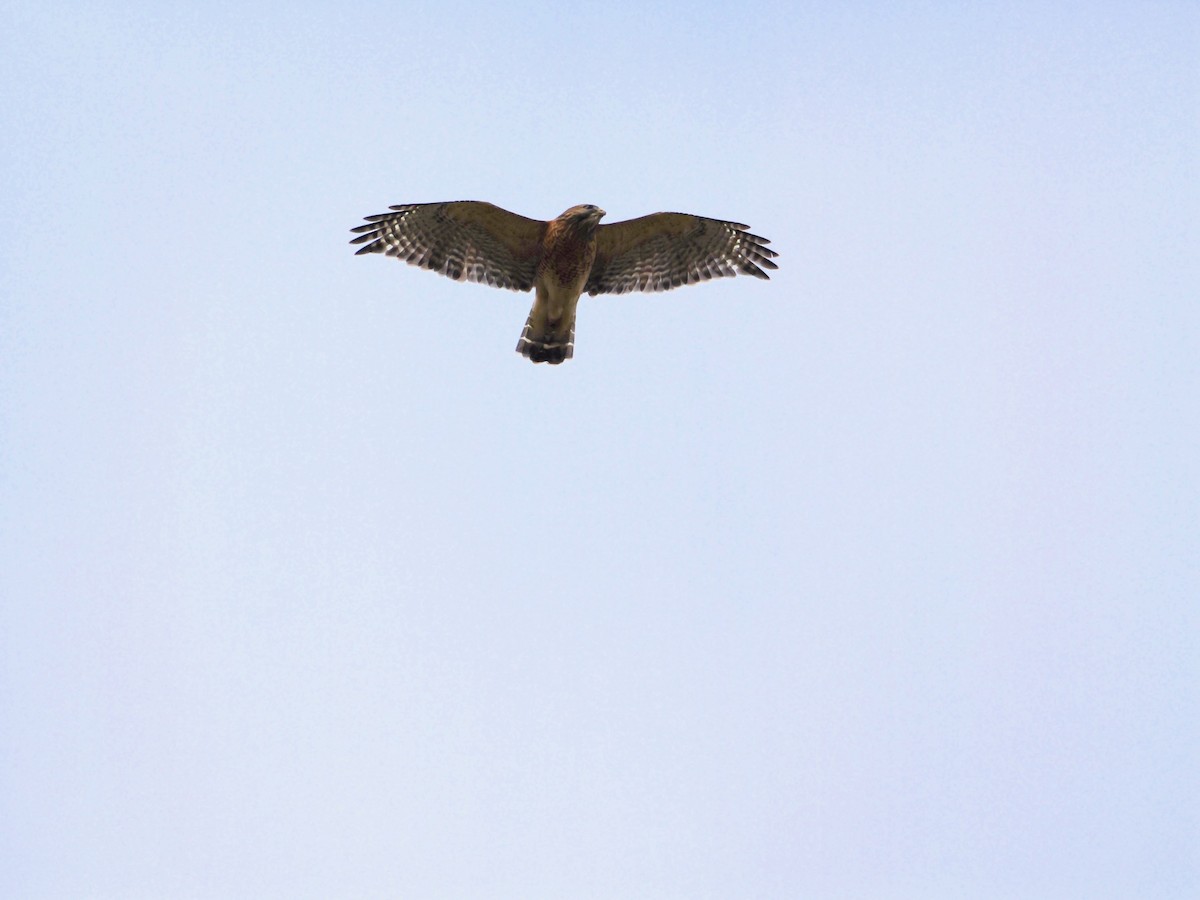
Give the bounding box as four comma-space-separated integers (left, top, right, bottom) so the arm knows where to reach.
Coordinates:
585, 213, 778, 295
350, 201, 547, 292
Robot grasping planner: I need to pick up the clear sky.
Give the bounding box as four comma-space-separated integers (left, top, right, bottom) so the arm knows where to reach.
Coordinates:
2, 2, 1197, 897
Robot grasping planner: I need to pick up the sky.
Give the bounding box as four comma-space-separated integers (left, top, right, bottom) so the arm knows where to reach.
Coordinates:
1, 1, 1197, 897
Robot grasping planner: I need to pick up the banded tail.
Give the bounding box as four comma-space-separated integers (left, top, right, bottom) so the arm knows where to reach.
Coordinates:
515, 309, 575, 365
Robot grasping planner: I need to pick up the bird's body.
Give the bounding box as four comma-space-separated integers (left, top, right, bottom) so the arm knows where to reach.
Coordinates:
350, 201, 777, 364
519, 205, 601, 362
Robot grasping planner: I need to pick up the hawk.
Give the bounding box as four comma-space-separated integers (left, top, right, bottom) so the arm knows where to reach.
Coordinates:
350, 201, 778, 364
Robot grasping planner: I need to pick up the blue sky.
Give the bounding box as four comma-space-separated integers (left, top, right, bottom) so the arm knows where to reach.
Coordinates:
2, 2, 1197, 897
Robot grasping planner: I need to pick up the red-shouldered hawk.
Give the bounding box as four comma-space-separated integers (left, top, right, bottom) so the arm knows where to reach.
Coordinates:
350, 201, 778, 364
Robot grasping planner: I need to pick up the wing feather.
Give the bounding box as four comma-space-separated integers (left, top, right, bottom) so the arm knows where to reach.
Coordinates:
350, 201, 546, 292
586, 213, 778, 296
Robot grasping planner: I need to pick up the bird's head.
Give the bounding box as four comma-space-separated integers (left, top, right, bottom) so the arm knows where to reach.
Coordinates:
562, 204, 606, 230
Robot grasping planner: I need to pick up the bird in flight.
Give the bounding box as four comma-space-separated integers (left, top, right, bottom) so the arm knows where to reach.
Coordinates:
350, 201, 778, 364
